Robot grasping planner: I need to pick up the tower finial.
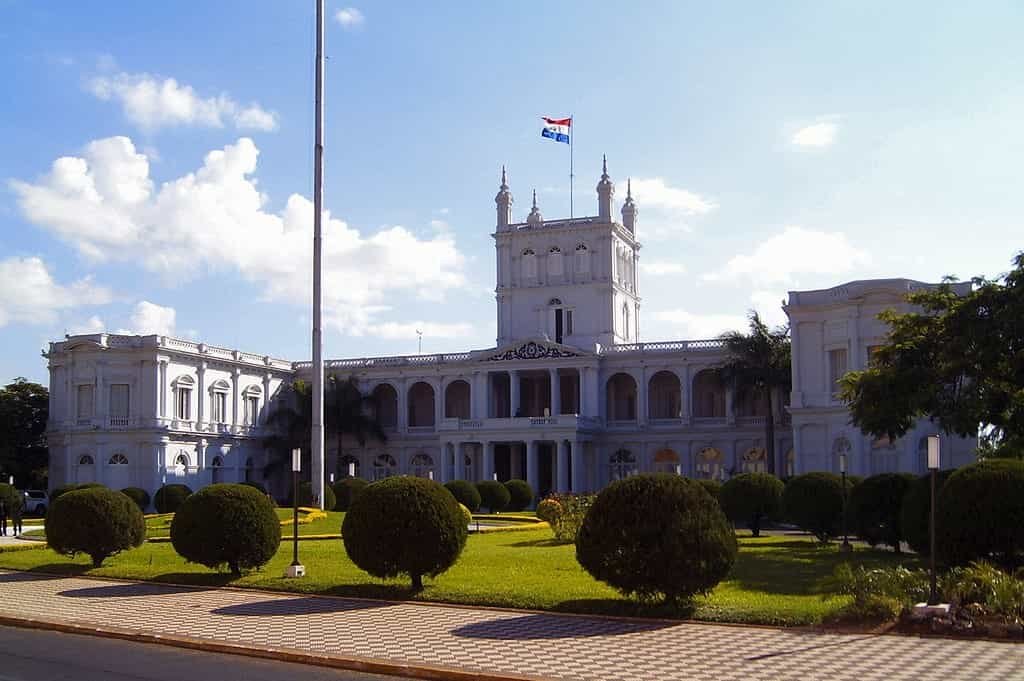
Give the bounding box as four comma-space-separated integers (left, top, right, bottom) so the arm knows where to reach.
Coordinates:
532, 189, 537, 209
500, 165, 508, 188
602, 154, 608, 177
627, 177, 632, 199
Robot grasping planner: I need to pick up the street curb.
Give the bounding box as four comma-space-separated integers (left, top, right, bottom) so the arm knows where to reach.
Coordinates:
0, 613, 549, 681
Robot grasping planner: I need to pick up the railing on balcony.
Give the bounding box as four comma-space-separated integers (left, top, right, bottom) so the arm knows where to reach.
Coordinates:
108, 416, 132, 430
692, 416, 728, 426
438, 415, 602, 432
737, 416, 768, 426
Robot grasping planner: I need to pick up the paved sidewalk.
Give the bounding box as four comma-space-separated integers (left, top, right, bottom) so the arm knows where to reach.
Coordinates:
0, 570, 1019, 681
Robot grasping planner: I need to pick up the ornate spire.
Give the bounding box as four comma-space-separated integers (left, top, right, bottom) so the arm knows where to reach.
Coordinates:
626, 177, 633, 201
621, 176, 638, 233
527, 188, 543, 226
602, 154, 609, 179
500, 165, 508, 190
596, 154, 614, 220
495, 164, 513, 229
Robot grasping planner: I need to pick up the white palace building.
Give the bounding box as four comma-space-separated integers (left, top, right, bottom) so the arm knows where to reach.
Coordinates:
43, 161, 977, 498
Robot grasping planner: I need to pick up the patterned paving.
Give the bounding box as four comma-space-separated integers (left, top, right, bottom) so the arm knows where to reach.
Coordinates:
0, 570, 1020, 680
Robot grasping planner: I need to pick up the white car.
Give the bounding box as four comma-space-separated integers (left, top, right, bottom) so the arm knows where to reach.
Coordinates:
22, 490, 48, 515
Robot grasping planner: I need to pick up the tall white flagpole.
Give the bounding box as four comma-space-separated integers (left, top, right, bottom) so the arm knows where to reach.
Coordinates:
569, 115, 574, 219
311, 0, 326, 510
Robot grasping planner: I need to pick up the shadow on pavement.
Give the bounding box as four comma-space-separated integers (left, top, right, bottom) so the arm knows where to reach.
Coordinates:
212, 596, 394, 617
0, 570, 66, 583
451, 613, 677, 640
59, 583, 209, 598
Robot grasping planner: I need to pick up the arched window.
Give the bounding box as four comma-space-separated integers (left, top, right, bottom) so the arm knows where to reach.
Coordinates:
108, 453, 129, 465
692, 370, 726, 418
371, 383, 398, 430
408, 382, 436, 428
173, 375, 194, 421
78, 454, 95, 466
210, 455, 225, 483
444, 380, 471, 419
243, 385, 262, 426
653, 448, 680, 475
410, 453, 435, 479
339, 454, 361, 479
373, 453, 397, 481
548, 298, 563, 306
742, 447, 766, 473
522, 249, 537, 280
606, 373, 638, 421
609, 449, 638, 481
575, 243, 589, 274
648, 371, 682, 420
462, 453, 474, 481
175, 453, 191, 469
548, 246, 563, 277
696, 447, 723, 480
209, 379, 230, 424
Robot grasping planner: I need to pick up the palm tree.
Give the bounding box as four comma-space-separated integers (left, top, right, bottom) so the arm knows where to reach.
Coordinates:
717, 311, 792, 476
325, 375, 387, 469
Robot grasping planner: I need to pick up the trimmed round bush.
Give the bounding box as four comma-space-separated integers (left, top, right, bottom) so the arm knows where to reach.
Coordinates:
782, 472, 845, 543
719, 473, 784, 537
848, 473, 915, 551
937, 459, 1024, 569
343, 477, 467, 589
457, 502, 473, 527
576, 474, 737, 604
46, 487, 145, 567
696, 479, 722, 502
153, 484, 193, 513
901, 469, 956, 555
50, 482, 104, 502
240, 480, 268, 495
120, 487, 151, 512
504, 479, 534, 511
171, 483, 281, 575
291, 481, 337, 511
443, 480, 481, 512
333, 477, 369, 512
536, 497, 562, 524
476, 480, 511, 513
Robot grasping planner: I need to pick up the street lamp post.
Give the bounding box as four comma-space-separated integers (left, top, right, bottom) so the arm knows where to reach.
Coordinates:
839, 452, 852, 553
927, 435, 940, 605
285, 448, 305, 578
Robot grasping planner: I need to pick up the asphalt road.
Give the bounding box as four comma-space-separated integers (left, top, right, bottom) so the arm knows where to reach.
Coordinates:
0, 625, 406, 681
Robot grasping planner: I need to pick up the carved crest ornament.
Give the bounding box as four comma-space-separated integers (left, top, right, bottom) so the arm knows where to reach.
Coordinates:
487, 341, 579, 361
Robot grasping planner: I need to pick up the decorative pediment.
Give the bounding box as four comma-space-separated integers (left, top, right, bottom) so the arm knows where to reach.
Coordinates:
485, 340, 581, 362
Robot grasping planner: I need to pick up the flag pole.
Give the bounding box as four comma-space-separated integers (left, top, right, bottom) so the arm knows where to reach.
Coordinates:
311, 0, 326, 511
569, 115, 574, 219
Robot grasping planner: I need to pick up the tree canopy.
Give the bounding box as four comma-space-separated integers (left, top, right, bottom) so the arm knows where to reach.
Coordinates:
840, 253, 1024, 458
0, 378, 49, 488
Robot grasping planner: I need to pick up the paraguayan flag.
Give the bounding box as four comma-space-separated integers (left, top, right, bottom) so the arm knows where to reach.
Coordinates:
541, 116, 571, 144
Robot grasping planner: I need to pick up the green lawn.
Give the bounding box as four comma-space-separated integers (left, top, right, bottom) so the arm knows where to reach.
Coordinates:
0, 527, 918, 626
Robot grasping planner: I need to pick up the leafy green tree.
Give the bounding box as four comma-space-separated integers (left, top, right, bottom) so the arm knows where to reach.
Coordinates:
717, 312, 791, 474
840, 253, 1024, 458
0, 378, 49, 488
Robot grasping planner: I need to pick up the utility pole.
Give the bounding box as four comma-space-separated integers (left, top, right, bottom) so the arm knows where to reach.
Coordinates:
310, 0, 326, 510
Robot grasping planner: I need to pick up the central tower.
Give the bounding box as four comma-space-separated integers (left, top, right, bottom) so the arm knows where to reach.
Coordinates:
493, 158, 641, 350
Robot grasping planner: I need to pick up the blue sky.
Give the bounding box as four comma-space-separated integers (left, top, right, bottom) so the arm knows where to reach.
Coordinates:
2, 1, 1023, 385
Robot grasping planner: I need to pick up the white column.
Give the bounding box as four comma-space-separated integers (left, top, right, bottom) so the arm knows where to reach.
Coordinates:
510, 370, 520, 417
471, 371, 484, 418
571, 440, 584, 492
434, 380, 444, 428
549, 368, 561, 416
397, 378, 408, 432
96, 362, 108, 425
483, 441, 495, 481
232, 368, 241, 428
197, 362, 207, 428
557, 439, 570, 492
579, 367, 590, 417
526, 440, 539, 500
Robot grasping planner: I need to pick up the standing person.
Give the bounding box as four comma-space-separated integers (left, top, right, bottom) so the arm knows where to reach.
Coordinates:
0, 497, 7, 537
11, 498, 22, 537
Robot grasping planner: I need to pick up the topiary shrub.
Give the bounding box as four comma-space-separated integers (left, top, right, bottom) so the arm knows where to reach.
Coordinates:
457, 503, 473, 527
476, 480, 510, 513
536, 497, 562, 524
901, 469, 956, 555
46, 487, 145, 567
782, 472, 845, 543
240, 480, 268, 495
503, 479, 534, 511
719, 472, 784, 537
343, 477, 467, 589
290, 481, 336, 511
848, 472, 915, 552
443, 480, 481, 512
696, 479, 722, 503
937, 459, 1024, 569
170, 483, 281, 575
50, 482, 104, 502
153, 484, 193, 514
576, 474, 737, 605
333, 478, 369, 512
120, 487, 151, 512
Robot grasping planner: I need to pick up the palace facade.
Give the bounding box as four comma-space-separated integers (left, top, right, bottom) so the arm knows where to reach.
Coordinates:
43, 161, 977, 498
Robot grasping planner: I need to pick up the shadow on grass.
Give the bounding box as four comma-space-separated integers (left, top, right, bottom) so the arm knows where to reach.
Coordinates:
59, 582, 209, 598
212, 596, 395, 617
506, 538, 570, 549
451, 613, 677, 640
318, 583, 431, 602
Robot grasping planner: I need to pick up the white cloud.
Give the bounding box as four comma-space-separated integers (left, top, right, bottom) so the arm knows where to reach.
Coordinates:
626, 177, 716, 241
653, 309, 749, 340
703, 226, 870, 286
640, 261, 686, 276
122, 301, 176, 336
11, 137, 467, 338
0, 257, 112, 328
88, 72, 279, 132
335, 7, 365, 29
68, 315, 106, 335
748, 290, 788, 327
792, 122, 838, 148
